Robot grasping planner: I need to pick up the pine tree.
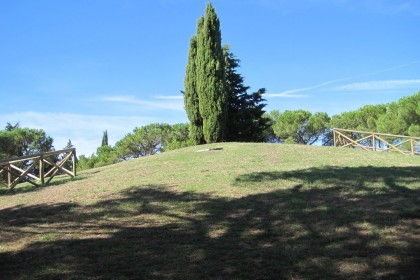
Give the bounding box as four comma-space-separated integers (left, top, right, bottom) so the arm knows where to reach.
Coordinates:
195, 3, 227, 143
64, 139, 74, 149
184, 36, 204, 144
223, 46, 271, 142
101, 130, 108, 147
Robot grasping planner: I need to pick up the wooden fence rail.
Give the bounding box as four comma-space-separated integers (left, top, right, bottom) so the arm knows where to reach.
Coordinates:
0, 148, 76, 191
333, 128, 420, 156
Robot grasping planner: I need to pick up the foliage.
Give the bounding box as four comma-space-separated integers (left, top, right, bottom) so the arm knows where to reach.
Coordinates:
268, 110, 330, 145
224, 46, 271, 142
76, 154, 96, 171
184, 3, 272, 144
261, 122, 282, 144
165, 123, 192, 151
60, 139, 75, 171
0, 123, 54, 159
377, 92, 420, 136
77, 146, 117, 171
77, 123, 191, 171
114, 123, 171, 159
184, 36, 204, 145
101, 130, 109, 147
408, 125, 420, 137
0, 123, 56, 184
330, 104, 387, 132
195, 3, 227, 143
113, 123, 191, 161
327, 104, 387, 146
326, 92, 419, 146
5, 122, 20, 131
329, 92, 419, 137
96, 145, 117, 167
63, 139, 74, 150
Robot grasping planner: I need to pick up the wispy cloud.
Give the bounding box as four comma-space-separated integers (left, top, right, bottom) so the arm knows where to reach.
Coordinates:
102, 95, 184, 111
268, 60, 420, 97
332, 80, 420, 91
154, 95, 184, 100
265, 92, 309, 98
362, 0, 420, 17
266, 79, 345, 98
372, 60, 420, 74
255, 0, 420, 16
349, 60, 420, 81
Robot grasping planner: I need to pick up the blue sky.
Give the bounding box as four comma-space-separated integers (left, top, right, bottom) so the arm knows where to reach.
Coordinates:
1, 0, 419, 155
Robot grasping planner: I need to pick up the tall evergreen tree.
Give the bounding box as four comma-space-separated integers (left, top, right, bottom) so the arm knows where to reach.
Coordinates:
101, 130, 108, 147
195, 3, 227, 143
184, 36, 204, 144
223, 46, 271, 142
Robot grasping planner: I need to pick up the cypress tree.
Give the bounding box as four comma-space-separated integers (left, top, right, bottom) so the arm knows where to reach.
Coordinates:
101, 130, 108, 147
196, 3, 227, 143
184, 36, 204, 144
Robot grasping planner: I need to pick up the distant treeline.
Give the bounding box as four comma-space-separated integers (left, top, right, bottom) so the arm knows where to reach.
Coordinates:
268, 91, 420, 146
0, 91, 418, 171
76, 90, 420, 170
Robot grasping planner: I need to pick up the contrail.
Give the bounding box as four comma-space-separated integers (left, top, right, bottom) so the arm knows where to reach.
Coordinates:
354, 60, 420, 79
265, 78, 346, 98
267, 60, 420, 98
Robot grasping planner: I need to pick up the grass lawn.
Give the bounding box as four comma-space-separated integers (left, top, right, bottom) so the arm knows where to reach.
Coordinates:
0, 143, 419, 279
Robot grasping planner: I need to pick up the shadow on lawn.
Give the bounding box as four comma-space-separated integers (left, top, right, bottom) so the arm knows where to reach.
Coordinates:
0, 166, 419, 279
0, 170, 100, 196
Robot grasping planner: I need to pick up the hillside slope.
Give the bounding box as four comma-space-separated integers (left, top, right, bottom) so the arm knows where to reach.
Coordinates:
0, 143, 419, 279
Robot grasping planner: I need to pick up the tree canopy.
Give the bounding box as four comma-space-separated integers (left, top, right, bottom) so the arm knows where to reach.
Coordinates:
224, 46, 271, 142
377, 92, 420, 136
268, 110, 330, 145
330, 104, 387, 132
0, 123, 54, 159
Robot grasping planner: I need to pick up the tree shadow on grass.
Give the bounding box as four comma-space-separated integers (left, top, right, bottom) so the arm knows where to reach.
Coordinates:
0, 166, 419, 279
0, 170, 101, 196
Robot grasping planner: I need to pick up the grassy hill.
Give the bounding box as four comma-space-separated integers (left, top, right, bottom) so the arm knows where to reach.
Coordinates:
0, 143, 419, 279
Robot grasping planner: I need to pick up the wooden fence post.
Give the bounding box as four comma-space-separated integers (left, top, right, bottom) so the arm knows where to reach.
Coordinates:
39, 155, 45, 187
0, 148, 77, 189
7, 164, 11, 188
333, 128, 419, 156
72, 149, 77, 177
411, 138, 415, 156
372, 134, 376, 151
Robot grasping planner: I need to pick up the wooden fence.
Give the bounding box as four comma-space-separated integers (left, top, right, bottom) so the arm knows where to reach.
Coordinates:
333, 128, 420, 156
0, 148, 76, 191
